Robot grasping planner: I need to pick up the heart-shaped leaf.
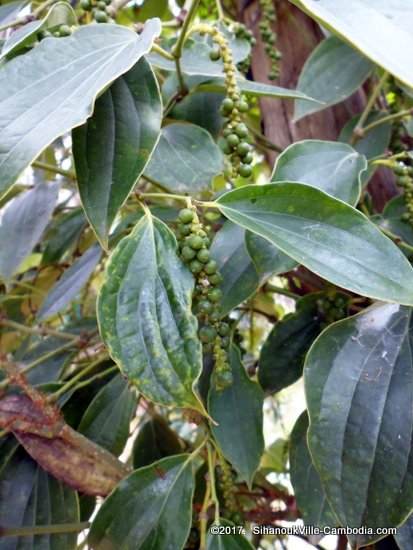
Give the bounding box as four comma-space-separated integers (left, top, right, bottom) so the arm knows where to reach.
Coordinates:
271, 139, 367, 205
97, 211, 205, 412
144, 122, 223, 194
0, 182, 59, 281
294, 36, 373, 121
305, 303, 413, 546
78, 374, 137, 456
289, 411, 337, 528
291, 0, 413, 88
89, 455, 195, 550
209, 346, 264, 487
216, 183, 413, 305
73, 57, 162, 247
0, 19, 161, 197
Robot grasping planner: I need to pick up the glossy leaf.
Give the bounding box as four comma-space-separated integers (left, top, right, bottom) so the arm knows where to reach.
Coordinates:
0, 448, 79, 550
258, 295, 322, 394
305, 303, 413, 546
78, 374, 137, 456
271, 139, 367, 205
245, 231, 297, 279
133, 415, 182, 469
1, 2, 77, 61
0, 182, 59, 281
97, 212, 205, 412
206, 519, 254, 549
289, 411, 337, 528
73, 58, 162, 246
144, 122, 223, 194
89, 455, 195, 550
291, 0, 413, 88
209, 346, 264, 486
294, 36, 372, 120
0, 19, 161, 197
37, 245, 102, 320
216, 183, 413, 305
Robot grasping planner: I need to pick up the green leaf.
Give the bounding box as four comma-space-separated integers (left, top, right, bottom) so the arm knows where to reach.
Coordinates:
78, 374, 137, 456
0, 448, 79, 550
0, 182, 59, 281
209, 346, 264, 486
305, 303, 413, 546
37, 245, 102, 320
396, 515, 413, 550
133, 415, 182, 469
206, 519, 254, 549
89, 455, 195, 550
216, 182, 413, 305
97, 212, 205, 412
144, 122, 223, 194
135, 0, 170, 21
376, 195, 413, 246
258, 294, 322, 394
0, 0, 27, 25
290, 0, 413, 88
211, 222, 296, 316
73, 58, 162, 246
1, 2, 77, 61
271, 139, 367, 205
260, 438, 288, 474
42, 207, 87, 265
289, 411, 337, 528
294, 36, 373, 121
0, 19, 161, 198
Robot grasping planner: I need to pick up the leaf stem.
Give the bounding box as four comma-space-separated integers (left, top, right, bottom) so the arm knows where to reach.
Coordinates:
199, 481, 211, 550
362, 108, 413, 136
150, 43, 175, 61
351, 71, 389, 144
172, 0, 201, 93
264, 283, 299, 299
380, 226, 413, 254
68, 365, 117, 393
0, 522, 90, 538
32, 161, 76, 180
0, 318, 79, 341
215, 0, 225, 19
0, 0, 57, 33
140, 192, 190, 203
207, 442, 220, 524
46, 357, 107, 402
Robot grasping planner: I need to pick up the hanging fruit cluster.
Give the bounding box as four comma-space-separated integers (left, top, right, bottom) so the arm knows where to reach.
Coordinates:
192, 24, 254, 181
258, 0, 282, 80
176, 207, 232, 390
316, 292, 349, 328
217, 458, 240, 521
38, 24, 73, 39
232, 21, 256, 74
80, 0, 114, 23
393, 161, 413, 225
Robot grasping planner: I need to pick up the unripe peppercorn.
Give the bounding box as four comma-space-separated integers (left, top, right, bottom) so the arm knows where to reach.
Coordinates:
190, 260, 203, 274
199, 326, 217, 343
178, 208, 194, 224
181, 246, 196, 261
197, 248, 210, 263
208, 288, 222, 303
188, 235, 204, 250
205, 260, 218, 274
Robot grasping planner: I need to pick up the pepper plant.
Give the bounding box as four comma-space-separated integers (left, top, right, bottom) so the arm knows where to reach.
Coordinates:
1, 0, 413, 549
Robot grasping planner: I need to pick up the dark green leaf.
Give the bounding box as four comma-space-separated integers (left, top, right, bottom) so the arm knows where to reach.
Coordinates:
0, 19, 161, 197
258, 294, 322, 394
0, 448, 79, 550
1, 2, 77, 61
375, 195, 413, 246
206, 519, 254, 549
245, 231, 297, 279
290, 0, 413, 88
42, 207, 86, 265
0, 182, 59, 281
97, 212, 205, 412
289, 411, 337, 528
78, 374, 137, 456
144, 122, 223, 194
73, 57, 162, 246
209, 346, 264, 486
260, 438, 288, 474
89, 455, 195, 550
396, 515, 413, 550
133, 415, 182, 469
216, 183, 413, 305
305, 303, 413, 546
271, 139, 367, 205
294, 36, 372, 120
37, 244, 102, 320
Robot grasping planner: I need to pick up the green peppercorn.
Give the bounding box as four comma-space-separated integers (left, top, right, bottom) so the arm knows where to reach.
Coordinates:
190, 260, 203, 274
209, 311, 221, 322
236, 99, 249, 112
97, 0, 107, 8
221, 336, 230, 348
218, 322, 230, 336
242, 151, 253, 164
182, 246, 196, 261
198, 300, 213, 314
94, 9, 108, 22
237, 142, 250, 156
208, 288, 222, 303
226, 134, 240, 148
178, 224, 192, 237
239, 164, 252, 178
205, 260, 218, 275
235, 123, 248, 138
199, 326, 217, 343
197, 248, 210, 263
209, 273, 223, 286
80, 0, 92, 9
58, 24, 72, 36
178, 208, 194, 224
209, 46, 221, 61
221, 98, 234, 113
188, 235, 204, 250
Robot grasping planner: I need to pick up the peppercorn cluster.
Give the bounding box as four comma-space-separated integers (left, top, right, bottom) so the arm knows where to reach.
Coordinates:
317, 292, 349, 328
394, 161, 413, 225
232, 21, 256, 74
38, 24, 73, 39
194, 23, 254, 181
217, 459, 240, 521
176, 207, 232, 390
80, 0, 113, 23
258, 0, 282, 80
